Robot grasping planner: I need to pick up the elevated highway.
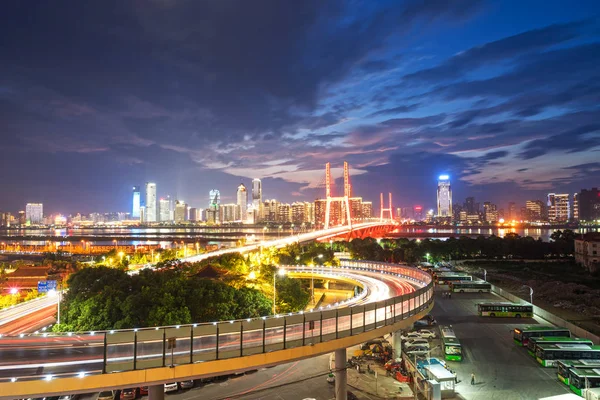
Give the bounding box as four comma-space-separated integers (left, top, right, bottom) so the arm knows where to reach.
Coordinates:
0, 260, 433, 400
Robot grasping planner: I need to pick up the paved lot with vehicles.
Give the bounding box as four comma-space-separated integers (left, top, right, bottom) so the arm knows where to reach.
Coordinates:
431, 289, 573, 400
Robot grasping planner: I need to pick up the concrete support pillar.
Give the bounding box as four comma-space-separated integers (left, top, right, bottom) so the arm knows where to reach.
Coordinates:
148, 384, 164, 400
393, 330, 403, 360
335, 348, 347, 400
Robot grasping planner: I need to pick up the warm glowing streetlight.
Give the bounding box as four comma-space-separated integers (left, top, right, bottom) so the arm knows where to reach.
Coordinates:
248, 271, 256, 280
118, 251, 125, 262
9, 288, 18, 295
263, 226, 267, 241
113, 239, 117, 250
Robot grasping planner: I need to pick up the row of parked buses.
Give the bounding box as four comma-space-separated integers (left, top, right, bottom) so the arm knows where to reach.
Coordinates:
512, 325, 600, 398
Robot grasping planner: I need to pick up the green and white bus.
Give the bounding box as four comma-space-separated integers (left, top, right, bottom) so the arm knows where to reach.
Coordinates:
450, 281, 492, 293
568, 368, 600, 396
513, 325, 571, 346
478, 302, 533, 318
436, 275, 472, 285
557, 360, 600, 386
440, 325, 462, 362
535, 344, 600, 367
527, 337, 594, 357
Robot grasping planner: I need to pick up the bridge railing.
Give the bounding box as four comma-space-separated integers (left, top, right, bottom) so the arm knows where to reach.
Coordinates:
102, 261, 433, 374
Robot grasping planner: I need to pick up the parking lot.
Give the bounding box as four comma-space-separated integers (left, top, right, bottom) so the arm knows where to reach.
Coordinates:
430, 288, 573, 399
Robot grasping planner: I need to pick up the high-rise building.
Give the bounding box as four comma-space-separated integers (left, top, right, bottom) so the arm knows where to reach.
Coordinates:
572, 193, 579, 221
547, 193, 570, 222
209, 190, 220, 208
464, 197, 475, 214
25, 203, 43, 225
139, 206, 146, 223
362, 202, 373, 219
508, 202, 518, 221
483, 202, 498, 223
526, 200, 544, 221
237, 183, 248, 221
277, 203, 291, 223
145, 182, 157, 222
174, 200, 187, 223
132, 186, 141, 218
579, 188, 600, 222
252, 178, 262, 219
159, 198, 171, 222
220, 203, 238, 223
263, 199, 280, 222
436, 175, 452, 218
413, 206, 423, 221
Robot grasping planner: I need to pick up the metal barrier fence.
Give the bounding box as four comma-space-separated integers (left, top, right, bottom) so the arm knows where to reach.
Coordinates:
103, 262, 433, 373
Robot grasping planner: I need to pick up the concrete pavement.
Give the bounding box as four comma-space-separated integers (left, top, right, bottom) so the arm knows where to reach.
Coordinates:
431, 289, 572, 400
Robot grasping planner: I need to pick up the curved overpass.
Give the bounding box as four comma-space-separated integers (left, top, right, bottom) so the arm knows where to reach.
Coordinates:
0, 261, 433, 399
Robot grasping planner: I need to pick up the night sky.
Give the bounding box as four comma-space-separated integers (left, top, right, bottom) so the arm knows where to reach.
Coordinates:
1, 1, 599, 214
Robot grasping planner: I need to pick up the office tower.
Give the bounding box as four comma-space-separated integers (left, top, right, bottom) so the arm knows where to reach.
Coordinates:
436, 175, 452, 218
413, 206, 423, 221
159, 198, 171, 222
526, 200, 544, 221
139, 206, 146, 223
508, 202, 517, 221
25, 203, 43, 225
362, 202, 373, 218
579, 188, 600, 222
483, 202, 498, 222
263, 199, 280, 223
219, 204, 237, 223
547, 193, 570, 222
188, 208, 199, 222
145, 182, 157, 222
132, 186, 141, 218
174, 200, 187, 223
237, 183, 248, 221
464, 197, 475, 214
572, 193, 579, 221
252, 178, 262, 207
209, 190, 220, 208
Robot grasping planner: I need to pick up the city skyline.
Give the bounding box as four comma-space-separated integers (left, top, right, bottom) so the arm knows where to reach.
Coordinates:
1, 2, 599, 214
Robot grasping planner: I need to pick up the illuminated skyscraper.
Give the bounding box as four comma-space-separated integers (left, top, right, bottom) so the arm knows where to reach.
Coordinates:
174, 200, 187, 223
25, 203, 43, 224
547, 193, 570, 222
132, 186, 141, 218
237, 183, 248, 221
436, 175, 452, 218
145, 182, 157, 222
159, 198, 171, 222
252, 178, 262, 221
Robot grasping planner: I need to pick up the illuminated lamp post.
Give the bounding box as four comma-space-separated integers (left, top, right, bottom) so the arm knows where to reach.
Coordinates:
113, 239, 117, 250
263, 226, 267, 241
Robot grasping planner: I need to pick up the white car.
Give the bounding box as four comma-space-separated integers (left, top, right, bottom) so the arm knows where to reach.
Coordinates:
405, 346, 429, 356
404, 341, 430, 350
404, 338, 429, 347
401, 332, 422, 341
164, 382, 178, 393
416, 329, 436, 339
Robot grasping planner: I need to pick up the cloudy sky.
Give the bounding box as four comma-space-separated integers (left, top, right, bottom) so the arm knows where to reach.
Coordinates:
1, 0, 599, 214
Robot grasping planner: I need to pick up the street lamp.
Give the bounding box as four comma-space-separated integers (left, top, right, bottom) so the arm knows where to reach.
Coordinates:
483, 269, 487, 282
113, 239, 117, 250
525, 285, 533, 304
273, 267, 286, 315
278, 225, 282, 238
263, 226, 267, 241
425, 253, 430, 263
118, 251, 125, 263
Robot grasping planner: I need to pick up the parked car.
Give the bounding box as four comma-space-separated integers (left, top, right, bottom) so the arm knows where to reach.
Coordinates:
405, 346, 429, 356
58, 396, 74, 400
98, 391, 115, 400
401, 332, 422, 341
404, 338, 429, 347
163, 383, 178, 393
404, 341, 430, 350
138, 387, 148, 396
416, 329, 436, 339
179, 381, 194, 390
120, 388, 136, 400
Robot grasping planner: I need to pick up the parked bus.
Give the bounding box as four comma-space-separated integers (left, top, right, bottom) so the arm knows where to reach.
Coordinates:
527, 337, 594, 357
535, 343, 600, 367
557, 360, 600, 386
450, 281, 491, 293
440, 325, 462, 362
567, 368, 600, 396
513, 326, 571, 346
436, 275, 473, 285
478, 302, 533, 318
